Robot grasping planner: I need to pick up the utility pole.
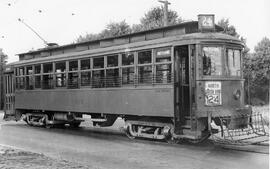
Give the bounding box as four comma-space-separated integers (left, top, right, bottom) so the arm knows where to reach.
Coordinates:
158, 0, 171, 26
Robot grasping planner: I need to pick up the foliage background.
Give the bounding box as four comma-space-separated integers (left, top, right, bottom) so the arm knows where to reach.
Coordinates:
0, 49, 8, 109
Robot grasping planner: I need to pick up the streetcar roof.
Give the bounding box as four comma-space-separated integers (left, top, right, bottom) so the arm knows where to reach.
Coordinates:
7, 32, 243, 67
17, 22, 223, 55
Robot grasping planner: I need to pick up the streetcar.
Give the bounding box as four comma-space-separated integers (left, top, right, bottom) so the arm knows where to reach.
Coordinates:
3, 15, 268, 144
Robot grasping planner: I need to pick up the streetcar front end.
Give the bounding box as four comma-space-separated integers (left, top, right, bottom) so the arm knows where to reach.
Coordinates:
194, 40, 267, 144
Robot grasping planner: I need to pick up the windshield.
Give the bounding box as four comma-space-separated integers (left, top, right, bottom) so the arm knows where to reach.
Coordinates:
227, 49, 241, 76
202, 46, 222, 76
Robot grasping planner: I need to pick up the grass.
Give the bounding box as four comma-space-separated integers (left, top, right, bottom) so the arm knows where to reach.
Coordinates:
252, 105, 269, 126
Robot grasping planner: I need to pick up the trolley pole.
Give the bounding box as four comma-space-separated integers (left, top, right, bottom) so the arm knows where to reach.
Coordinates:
158, 0, 171, 26
18, 18, 49, 47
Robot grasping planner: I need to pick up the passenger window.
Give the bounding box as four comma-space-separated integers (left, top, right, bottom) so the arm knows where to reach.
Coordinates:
43, 63, 53, 73
43, 74, 54, 89
122, 53, 134, 65
156, 64, 171, 83
93, 57, 104, 69
68, 60, 79, 88
81, 72, 91, 86
69, 60, 78, 71
122, 67, 134, 85
15, 67, 25, 90
138, 50, 152, 84
19, 67, 24, 76
42, 63, 53, 89
106, 69, 119, 87
107, 55, 118, 67
26, 66, 33, 90
81, 59, 90, 70
34, 65, 41, 74
16, 77, 25, 90
156, 48, 171, 62
26, 66, 33, 75
55, 62, 66, 72
55, 62, 66, 87
15, 68, 19, 76
56, 73, 66, 87
34, 76, 41, 88
92, 70, 105, 88
68, 72, 79, 88
138, 66, 152, 84
138, 51, 152, 64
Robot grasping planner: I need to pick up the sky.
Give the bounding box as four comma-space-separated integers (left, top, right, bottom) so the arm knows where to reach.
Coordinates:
0, 0, 269, 63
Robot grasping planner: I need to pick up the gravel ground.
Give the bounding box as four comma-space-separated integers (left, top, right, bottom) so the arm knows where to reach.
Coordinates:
0, 145, 91, 169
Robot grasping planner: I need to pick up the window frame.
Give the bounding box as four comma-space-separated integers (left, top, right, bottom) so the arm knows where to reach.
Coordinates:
13, 46, 176, 90
226, 48, 242, 77
137, 50, 153, 85
121, 52, 136, 86
201, 45, 224, 77
154, 47, 173, 84
15, 67, 25, 90
42, 62, 54, 89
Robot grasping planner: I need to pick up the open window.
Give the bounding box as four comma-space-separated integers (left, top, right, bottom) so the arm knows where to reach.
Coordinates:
68, 60, 79, 88
43, 63, 54, 89
93, 57, 104, 69
25, 66, 33, 90
92, 57, 105, 88
34, 65, 41, 88
92, 70, 105, 88
155, 47, 172, 84
80, 58, 91, 86
106, 55, 119, 87
55, 62, 66, 87
15, 67, 25, 90
138, 50, 152, 84
122, 53, 135, 85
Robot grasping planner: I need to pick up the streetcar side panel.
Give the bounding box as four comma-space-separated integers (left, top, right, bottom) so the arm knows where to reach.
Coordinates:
15, 87, 174, 117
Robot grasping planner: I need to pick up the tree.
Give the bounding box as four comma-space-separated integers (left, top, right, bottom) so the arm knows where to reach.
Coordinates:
138, 6, 182, 31
218, 18, 239, 38
0, 49, 8, 110
76, 20, 131, 42
244, 37, 270, 105
217, 18, 250, 54
99, 20, 131, 38
253, 37, 270, 85
76, 33, 101, 43
76, 6, 182, 42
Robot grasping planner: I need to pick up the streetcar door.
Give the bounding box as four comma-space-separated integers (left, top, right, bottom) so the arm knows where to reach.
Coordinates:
3, 72, 15, 120
174, 45, 191, 132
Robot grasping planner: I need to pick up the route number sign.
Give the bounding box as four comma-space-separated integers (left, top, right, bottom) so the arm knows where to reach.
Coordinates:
205, 81, 222, 106
198, 14, 215, 31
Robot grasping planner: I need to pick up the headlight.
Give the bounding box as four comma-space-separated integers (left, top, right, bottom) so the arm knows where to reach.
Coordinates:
233, 89, 241, 100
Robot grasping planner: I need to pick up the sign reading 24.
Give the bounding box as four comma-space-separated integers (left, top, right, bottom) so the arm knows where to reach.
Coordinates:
205, 81, 222, 106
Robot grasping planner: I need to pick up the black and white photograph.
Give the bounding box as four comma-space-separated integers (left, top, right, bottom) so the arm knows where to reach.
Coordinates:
0, 0, 269, 168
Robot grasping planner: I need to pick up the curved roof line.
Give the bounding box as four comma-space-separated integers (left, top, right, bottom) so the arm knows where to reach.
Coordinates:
18, 21, 224, 56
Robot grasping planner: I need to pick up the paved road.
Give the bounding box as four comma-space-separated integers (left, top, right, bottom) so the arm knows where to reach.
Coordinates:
0, 112, 269, 169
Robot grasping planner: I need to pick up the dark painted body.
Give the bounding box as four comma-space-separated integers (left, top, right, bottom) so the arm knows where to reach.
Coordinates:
3, 21, 250, 140
15, 86, 174, 117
